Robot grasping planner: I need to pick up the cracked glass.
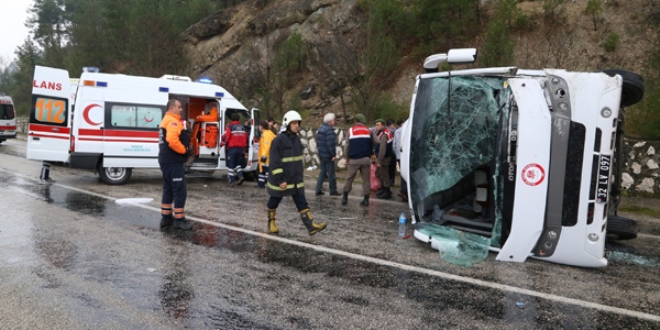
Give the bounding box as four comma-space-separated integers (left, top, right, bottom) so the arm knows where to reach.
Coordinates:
410, 75, 511, 263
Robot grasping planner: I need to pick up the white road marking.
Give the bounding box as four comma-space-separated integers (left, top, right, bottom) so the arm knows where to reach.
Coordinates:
4, 169, 660, 323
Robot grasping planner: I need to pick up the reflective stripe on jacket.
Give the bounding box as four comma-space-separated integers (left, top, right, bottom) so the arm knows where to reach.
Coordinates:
346, 124, 373, 160
267, 132, 305, 197
222, 120, 248, 149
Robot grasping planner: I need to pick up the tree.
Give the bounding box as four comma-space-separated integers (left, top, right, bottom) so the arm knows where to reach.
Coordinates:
11, 38, 44, 117
584, 0, 603, 31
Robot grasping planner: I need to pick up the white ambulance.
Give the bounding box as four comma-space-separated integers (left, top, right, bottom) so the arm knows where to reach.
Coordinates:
400, 49, 644, 267
0, 94, 17, 143
27, 66, 260, 184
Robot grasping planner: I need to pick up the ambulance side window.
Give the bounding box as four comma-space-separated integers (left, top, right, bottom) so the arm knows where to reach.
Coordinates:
106, 102, 164, 130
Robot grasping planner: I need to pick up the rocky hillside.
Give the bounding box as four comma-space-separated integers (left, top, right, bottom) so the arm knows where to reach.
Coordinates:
182, 0, 657, 126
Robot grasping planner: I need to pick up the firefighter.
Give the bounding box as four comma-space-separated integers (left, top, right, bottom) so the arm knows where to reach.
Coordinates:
158, 99, 193, 230
221, 113, 248, 186
257, 120, 276, 188
266, 110, 327, 235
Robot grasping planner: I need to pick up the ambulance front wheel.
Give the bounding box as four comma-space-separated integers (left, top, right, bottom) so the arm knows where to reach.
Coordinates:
98, 165, 132, 185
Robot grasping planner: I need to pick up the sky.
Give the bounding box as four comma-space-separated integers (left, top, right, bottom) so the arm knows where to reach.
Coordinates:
0, 0, 33, 65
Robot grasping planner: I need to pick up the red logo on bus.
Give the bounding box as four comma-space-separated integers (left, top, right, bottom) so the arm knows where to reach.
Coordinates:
83, 103, 103, 126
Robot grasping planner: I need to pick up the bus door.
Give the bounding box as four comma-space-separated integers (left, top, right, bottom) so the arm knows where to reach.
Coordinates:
27, 66, 73, 162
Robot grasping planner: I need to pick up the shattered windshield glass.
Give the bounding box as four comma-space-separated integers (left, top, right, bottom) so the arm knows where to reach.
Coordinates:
410, 75, 509, 212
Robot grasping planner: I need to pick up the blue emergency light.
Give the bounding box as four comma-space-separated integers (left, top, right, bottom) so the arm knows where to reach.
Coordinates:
96, 81, 108, 87
215, 92, 224, 97
197, 77, 213, 84
83, 66, 99, 73
159, 87, 169, 92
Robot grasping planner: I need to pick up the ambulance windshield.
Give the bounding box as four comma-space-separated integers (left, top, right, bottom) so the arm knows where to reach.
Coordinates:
1, 104, 15, 120
409, 75, 509, 210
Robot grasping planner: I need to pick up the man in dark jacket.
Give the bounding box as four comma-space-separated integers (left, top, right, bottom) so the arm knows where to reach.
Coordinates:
266, 110, 327, 235
158, 99, 193, 230
315, 112, 340, 196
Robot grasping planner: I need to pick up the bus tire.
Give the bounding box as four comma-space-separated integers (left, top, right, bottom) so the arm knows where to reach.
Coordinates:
98, 165, 132, 185
600, 69, 644, 107
606, 215, 639, 241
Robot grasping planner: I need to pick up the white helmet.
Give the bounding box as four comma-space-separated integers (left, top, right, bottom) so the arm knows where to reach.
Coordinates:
282, 110, 302, 130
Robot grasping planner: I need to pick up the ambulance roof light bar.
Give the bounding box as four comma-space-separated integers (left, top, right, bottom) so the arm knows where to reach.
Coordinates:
423, 48, 478, 73
160, 75, 192, 82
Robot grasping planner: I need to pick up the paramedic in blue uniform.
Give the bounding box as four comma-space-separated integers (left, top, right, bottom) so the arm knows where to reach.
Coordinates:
221, 113, 248, 186
158, 99, 193, 231
266, 110, 327, 235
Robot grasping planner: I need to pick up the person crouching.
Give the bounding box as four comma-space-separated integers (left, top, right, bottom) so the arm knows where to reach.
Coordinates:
266, 110, 327, 235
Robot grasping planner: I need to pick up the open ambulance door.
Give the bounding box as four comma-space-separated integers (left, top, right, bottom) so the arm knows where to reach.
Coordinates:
247, 108, 260, 171
27, 66, 73, 163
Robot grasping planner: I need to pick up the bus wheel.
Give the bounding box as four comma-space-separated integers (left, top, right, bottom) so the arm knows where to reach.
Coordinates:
600, 69, 644, 107
606, 215, 639, 241
98, 165, 132, 185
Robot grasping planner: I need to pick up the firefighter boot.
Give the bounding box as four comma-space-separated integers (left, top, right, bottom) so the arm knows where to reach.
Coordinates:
376, 187, 386, 197
300, 209, 326, 235
173, 217, 193, 231
341, 192, 348, 205
268, 208, 279, 234
360, 195, 369, 207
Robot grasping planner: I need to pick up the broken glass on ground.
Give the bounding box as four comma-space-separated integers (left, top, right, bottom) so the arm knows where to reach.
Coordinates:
415, 222, 490, 266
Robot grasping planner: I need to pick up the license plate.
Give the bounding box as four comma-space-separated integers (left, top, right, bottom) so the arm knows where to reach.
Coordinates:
596, 155, 611, 203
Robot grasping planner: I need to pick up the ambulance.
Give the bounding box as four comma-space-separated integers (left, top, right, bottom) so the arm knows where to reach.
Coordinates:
27, 66, 260, 184
400, 49, 644, 267
0, 93, 17, 143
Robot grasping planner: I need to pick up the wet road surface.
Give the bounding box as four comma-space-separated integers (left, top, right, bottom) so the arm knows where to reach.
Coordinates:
1, 138, 659, 329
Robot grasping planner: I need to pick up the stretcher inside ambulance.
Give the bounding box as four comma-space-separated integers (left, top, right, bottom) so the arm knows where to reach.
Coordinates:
27, 66, 259, 185
400, 49, 644, 267
0, 94, 17, 143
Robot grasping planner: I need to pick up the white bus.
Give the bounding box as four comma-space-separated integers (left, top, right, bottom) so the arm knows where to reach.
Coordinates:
27, 66, 259, 184
400, 49, 643, 267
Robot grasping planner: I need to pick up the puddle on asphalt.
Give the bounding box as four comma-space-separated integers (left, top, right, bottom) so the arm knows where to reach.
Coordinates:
8, 177, 660, 328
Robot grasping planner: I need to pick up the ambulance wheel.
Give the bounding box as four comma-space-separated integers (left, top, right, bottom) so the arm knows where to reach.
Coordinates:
606, 216, 639, 241
98, 166, 132, 185
600, 69, 644, 107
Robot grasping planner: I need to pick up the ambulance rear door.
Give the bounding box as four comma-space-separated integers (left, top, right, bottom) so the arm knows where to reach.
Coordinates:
27, 66, 73, 163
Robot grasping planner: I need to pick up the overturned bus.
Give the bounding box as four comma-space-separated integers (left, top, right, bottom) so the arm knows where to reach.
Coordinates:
399, 49, 643, 267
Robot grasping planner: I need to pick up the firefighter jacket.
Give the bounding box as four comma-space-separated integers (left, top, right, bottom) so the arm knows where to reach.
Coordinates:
221, 120, 248, 149
258, 129, 276, 172
316, 122, 336, 159
374, 128, 394, 165
345, 123, 376, 160
266, 131, 305, 197
158, 112, 191, 164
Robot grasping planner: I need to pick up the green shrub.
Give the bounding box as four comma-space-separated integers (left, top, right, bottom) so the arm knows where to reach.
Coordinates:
602, 32, 620, 52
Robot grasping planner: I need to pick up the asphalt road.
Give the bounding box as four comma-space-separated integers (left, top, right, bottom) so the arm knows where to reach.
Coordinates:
1, 137, 659, 329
